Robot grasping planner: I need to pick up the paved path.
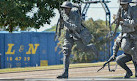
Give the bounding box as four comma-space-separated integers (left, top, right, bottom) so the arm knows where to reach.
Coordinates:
0, 64, 136, 81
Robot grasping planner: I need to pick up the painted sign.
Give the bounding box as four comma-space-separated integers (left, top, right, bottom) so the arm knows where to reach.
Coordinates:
0, 32, 63, 68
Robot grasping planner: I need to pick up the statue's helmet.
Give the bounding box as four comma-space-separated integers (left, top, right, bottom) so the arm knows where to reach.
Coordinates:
119, 0, 132, 4
60, 1, 73, 8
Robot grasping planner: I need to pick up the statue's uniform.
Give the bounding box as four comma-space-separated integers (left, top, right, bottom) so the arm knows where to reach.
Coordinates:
60, 7, 98, 77
113, 5, 137, 77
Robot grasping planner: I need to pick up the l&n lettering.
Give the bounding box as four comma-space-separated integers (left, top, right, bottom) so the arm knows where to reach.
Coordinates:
5, 44, 40, 54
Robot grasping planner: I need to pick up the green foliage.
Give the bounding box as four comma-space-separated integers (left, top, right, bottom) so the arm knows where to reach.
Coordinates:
0, 0, 65, 32
71, 50, 96, 63
84, 18, 109, 50
71, 18, 110, 63
46, 26, 56, 31
47, 18, 113, 63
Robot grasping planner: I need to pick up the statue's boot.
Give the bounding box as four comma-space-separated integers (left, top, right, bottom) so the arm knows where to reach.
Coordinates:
57, 71, 68, 79
116, 55, 133, 78
57, 54, 69, 79
124, 71, 133, 78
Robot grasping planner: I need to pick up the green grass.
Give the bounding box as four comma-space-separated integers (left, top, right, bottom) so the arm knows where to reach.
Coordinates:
0, 61, 132, 73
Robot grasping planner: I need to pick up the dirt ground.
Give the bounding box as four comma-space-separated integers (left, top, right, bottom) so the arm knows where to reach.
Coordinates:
0, 64, 136, 79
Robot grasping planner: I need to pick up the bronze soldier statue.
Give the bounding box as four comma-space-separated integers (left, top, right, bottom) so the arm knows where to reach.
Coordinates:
56, 1, 98, 79
112, 0, 137, 78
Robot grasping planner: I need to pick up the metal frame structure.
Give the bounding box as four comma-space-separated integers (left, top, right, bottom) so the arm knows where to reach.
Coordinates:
82, 0, 111, 23
81, 0, 111, 60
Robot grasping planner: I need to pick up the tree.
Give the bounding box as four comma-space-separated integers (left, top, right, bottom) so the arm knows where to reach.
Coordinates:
46, 18, 112, 63
71, 18, 110, 63
0, 0, 65, 32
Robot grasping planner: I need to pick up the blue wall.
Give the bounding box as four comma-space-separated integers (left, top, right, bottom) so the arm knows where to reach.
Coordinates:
0, 32, 123, 68
0, 32, 63, 68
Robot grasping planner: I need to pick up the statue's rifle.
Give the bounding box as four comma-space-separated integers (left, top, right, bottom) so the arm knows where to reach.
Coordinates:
97, 56, 116, 72
110, 6, 124, 39
98, 7, 124, 72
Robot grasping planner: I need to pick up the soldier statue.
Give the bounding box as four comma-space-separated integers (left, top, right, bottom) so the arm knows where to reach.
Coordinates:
112, 0, 137, 78
56, 1, 98, 79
